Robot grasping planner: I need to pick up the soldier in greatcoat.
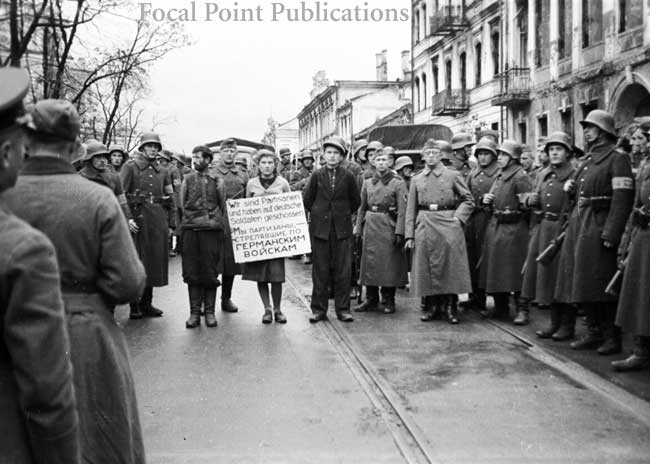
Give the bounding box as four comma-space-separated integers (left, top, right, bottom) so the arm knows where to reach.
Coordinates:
0, 67, 80, 464
461, 137, 499, 313
480, 139, 534, 323
209, 138, 249, 312
405, 139, 474, 324
5, 99, 147, 464
394, 155, 414, 192
277, 147, 293, 180
180, 145, 226, 329
109, 145, 128, 173
521, 132, 576, 338
555, 110, 634, 355
158, 149, 182, 256
121, 132, 176, 319
451, 132, 477, 180
351, 139, 369, 174
612, 121, 650, 371
353, 148, 408, 314
357, 140, 383, 188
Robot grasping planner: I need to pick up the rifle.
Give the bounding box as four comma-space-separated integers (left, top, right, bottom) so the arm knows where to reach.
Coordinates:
605, 257, 627, 296
536, 231, 567, 266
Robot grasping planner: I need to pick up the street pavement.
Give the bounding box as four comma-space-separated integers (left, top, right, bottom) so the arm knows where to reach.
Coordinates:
118, 257, 650, 463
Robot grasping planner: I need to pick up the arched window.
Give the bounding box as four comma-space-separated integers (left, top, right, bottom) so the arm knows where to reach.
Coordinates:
432, 58, 439, 95
422, 4, 427, 37
422, 73, 428, 109
414, 76, 421, 112
445, 59, 452, 91
475, 42, 482, 85
491, 32, 500, 75
459, 52, 467, 90
414, 10, 420, 43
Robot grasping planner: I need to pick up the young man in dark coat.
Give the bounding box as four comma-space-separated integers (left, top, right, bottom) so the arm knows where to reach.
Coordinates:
5, 98, 147, 464
121, 132, 176, 319
0, 67, 80, 464
303, 136, 361, 322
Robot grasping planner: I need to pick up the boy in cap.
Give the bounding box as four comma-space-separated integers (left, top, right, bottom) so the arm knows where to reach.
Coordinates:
5, 96, 146, 463
0, 67, 81, 464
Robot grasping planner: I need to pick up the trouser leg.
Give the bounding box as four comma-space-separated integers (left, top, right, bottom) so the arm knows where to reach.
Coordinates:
570, 304, 603, 350
597, 302, 622, 355
185, 285, 203, 328
332, 236, 352, 314
310, 237, 330, 315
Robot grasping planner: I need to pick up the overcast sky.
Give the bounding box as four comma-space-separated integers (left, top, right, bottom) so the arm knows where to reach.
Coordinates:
133, 0, 410, 151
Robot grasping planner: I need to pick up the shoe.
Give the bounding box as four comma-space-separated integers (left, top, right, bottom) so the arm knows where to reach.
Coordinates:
536, 306, 561, 338
480, 308, 495, 319
336, 311, 354, 322
446, 300, 459, 325
221, 299, 239, 313
204, 312, 217, 327
383, 301, 396, 314
274, 309, 287, 324
129, 303, 143, 320
551, 326, 575, 341
350, 287, 359, 300
354, 301, 378, 312
597, 338, 622, 356
309, 312, 328, 323
421, 312, 437, 322
186, 312, 201, 329
262, 309, 273, 324
513, 310, 530, 326
570, 333, 603, 350
143, 305, 163, 317
612, 353, 650, 372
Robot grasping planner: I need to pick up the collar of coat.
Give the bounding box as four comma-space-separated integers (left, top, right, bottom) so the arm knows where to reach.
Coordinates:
134, 153, 161, 172
371, 169, 396, 185
587, 140, 616, 165
21, 156, 76, 175
541, 163, 574, 182
498, 163, 522, 181
214, 161, 240, 176
79, 165, 106, 183
422, 164, 446, 177
362, 166, 376, 179
473, 162, 498, 178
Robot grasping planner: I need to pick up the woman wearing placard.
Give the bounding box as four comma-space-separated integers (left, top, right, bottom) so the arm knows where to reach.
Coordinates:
242, 149, 292, 324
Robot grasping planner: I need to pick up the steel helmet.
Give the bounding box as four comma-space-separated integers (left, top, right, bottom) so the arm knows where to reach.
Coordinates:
383, 146, 396, 156
323, 136, 348, 156
352, 139, 369, 159
365, 141, 384, 155
476, 128, 500, 143
451, 132, 475, 150
580, 109, 617, 138
108, 145, 126, 157
474, 137, 498, 157
301, 149, 315, 161
234, 153, 248, 166
497, 139, 523, 160
82, 139, 109, 162
157, 149, 172, 161
138, 132, 162, 152
394, 155, 414, 171
436, 140, 453, 160
544, 131, 573, 154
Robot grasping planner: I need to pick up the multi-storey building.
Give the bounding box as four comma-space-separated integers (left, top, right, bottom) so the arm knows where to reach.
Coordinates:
412, 0, 650, 147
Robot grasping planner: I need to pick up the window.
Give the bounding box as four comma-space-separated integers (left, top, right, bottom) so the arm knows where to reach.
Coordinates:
517, 5, 528, 66
491, 31, 500, 76
459, 52, 467, 90
561, 109, 573, 136
619, 0, 643, 33
535, 0, 550, 66
582, 0, 602, 48
538, 115, 548, 137
519, 121, 528, 144
491, 122, 499, 132
432, 58, 439, 95
414, 10, 420, 43
422, 73, 428, 109
422, 4, 427, 37
558, 0, 572, 58
415, 77, 421, 112
445, 59, 452, 91
475, 42, 482, 85
581, 102, 598, 121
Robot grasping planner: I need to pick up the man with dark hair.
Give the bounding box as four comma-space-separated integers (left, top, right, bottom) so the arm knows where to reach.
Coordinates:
180, 145, 226, 329
5, 97, 147, 464
0, 67, 80, 464
304, 136, 360, 322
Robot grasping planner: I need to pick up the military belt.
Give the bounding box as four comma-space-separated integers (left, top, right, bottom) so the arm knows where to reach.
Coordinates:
530, 210, 544, 226
542, 212, 563, 222
633, 209, 650, 229
418, 204, 455, 211
368, 205, 396, 213
494, 210, 523, 224
577, 196, 612, 210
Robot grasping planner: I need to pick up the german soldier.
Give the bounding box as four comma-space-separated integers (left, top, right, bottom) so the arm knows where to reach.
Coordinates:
451, 132, 477, 180
6, 98, 146, 464
0, 67, 80, 464
383, 146, 396, 169
405, 139, 474, 324
158, 149, 182, 257
121, 132, 176, 319
109, 145, 128, 173
556, 110, 634, 355
209, 138, 248, 312
394, 155, 414, 192
278, 147, 293, 179
290, 149, 315, 192
462, 137, 499, 312
353, 148, 408, 314
357, 140, 383, 188
521, 132, 576, 338
612, 121, 650, 370
351, 139, 369, 175
234, 152, 249, 175
480, 139, 534, 323
180, 145, 225, 329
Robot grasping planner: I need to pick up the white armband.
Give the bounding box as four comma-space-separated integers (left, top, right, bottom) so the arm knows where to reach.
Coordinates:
612, 177, 633, 190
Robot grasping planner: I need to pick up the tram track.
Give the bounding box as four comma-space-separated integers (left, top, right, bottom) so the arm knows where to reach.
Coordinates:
286, 275, 437, 464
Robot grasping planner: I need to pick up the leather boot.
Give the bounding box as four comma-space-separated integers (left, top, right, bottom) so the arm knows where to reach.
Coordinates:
445, 295, 459, 324
597, 303, 621, 355
513, 294, 530, 326
612, 336, 650, 371
420, 297, 427, 311
354, 286, 379, 312
537, 305, 561, 338
185, 286, 202, 329
221, 275, 238, 312
570, 305, 603, 350
474, 288, 487, 312
552, 305, 576, 341
421, 295, 440, 321
140, 287, 163, 317
204, 287, 218, 328
129, 302, 143, 319
382, 287, 396, 314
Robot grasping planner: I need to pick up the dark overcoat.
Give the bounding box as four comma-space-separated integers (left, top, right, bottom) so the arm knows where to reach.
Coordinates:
290, 166, 313, 192
405, 165, 474, 296
355, 171, 409, 287
481, 164, 533, 293
209, 161, 248, 275
616, 159, 650, 335
0, 202, 79, 464
80, 164, 132, 220
121, 153, 176, 286
5, 156, 147, 464
555, 141, 634, 303
521, 163, 575, 305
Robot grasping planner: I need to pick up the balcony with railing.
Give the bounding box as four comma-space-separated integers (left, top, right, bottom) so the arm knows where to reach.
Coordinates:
430, 1, 468, 36
491, 67, 531, 107
432, 89, 469, 116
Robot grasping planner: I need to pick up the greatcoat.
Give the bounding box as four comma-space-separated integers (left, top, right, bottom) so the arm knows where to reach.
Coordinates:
554, 140, 634, 303
5, 156, 147, 464
480, 164, 533, 293
121, 153, 176, 286
405, 165, 474, 297
521, 163, 575, 305
79, 164, 133, 220
0, 201, 80, 464
355, 171, 409, 287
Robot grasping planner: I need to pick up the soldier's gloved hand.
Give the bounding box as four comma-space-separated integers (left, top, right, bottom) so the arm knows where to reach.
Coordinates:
404, 238, 414, 250
128, 219, 139, 234
602, 239, 614, 249
527, 193, 540, 206
482, 193, 495, 205
393, 234, 404, 248
563, 179, 575, 193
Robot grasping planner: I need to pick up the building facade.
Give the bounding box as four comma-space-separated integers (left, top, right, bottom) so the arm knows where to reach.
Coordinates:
412, 0, 650, 147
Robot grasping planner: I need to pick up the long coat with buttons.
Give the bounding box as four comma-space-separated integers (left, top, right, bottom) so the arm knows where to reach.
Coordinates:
465, 162, 499, 289
555, 140, 634, 303
616, 158, 650, 335
405, 165, 474, 296
121, 153, 176, 287
521, 163, 575, 305
480, 164, 533, 293
209, 161, 249, 275
354, 171, 409, 287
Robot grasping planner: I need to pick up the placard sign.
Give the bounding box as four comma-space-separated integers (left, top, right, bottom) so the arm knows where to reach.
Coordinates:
227, 191, 311, 263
